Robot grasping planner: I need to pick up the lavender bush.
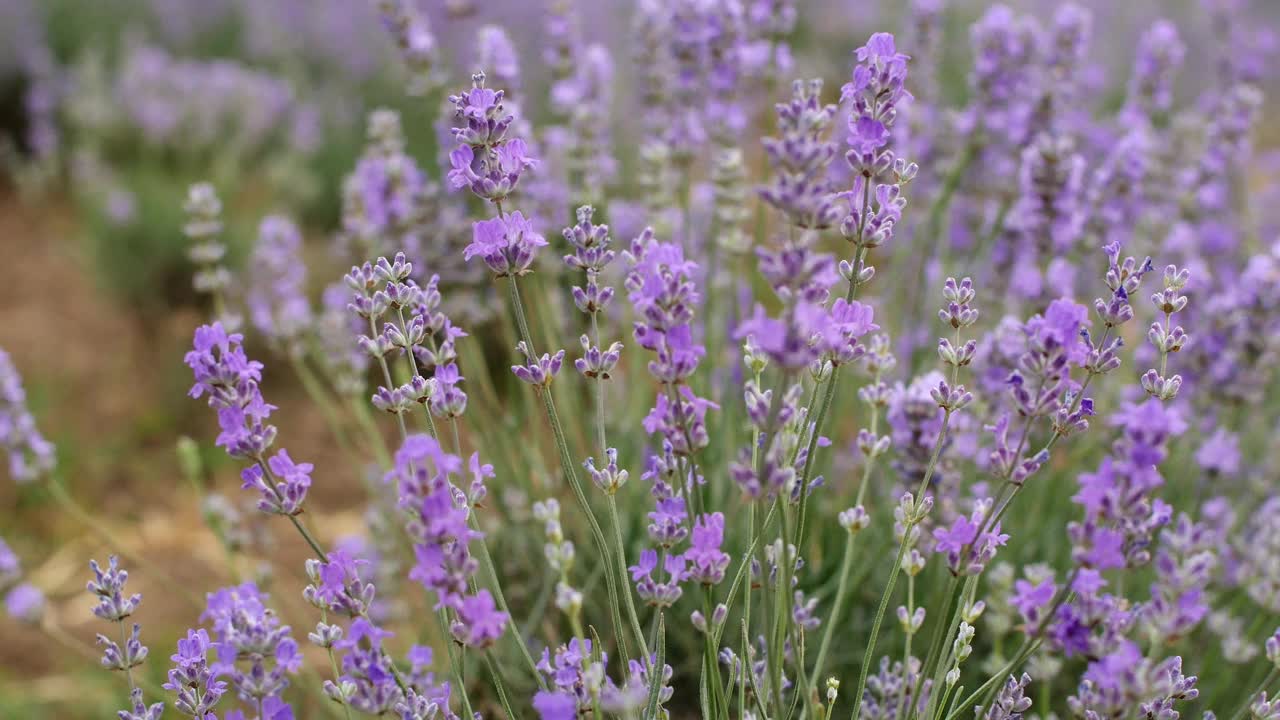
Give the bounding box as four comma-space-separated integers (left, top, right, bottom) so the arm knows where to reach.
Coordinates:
4, 1, 1280, 720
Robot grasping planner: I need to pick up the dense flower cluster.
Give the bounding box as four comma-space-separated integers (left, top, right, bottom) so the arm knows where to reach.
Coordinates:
5, 3, 1280, 720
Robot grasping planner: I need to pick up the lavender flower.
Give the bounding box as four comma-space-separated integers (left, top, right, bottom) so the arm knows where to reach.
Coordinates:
1013, 133, 1084, 261
685, 512, 730, 585
464, 211, 547, 277
246, 215, 312, 354
340, 110, 431, 263
116, 688, 165, 720
842, 33, 911, 177
185, 323, 311, 515
1143, 265, 1190, 401
165, 628, 229, 717
981, 674, 1033, 720
0, 348, 56, 483
448, 72, 536, 203
385, 434, 508, 647
184, 183, 235, 324
630, 548, 688, 608
203, 582, 301, 706
512, 341, 565, 387
759, 78, 840, 229
1124, 21, 1186, 125
1, 537, 42, 624
377, 0, 439, 95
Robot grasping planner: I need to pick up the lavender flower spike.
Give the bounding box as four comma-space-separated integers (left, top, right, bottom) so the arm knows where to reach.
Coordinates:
184, 322, 312, 515
448, 71, 536, 203
0, 348, 56, 483
465, 211, 548, 277
87, 557, 150, 679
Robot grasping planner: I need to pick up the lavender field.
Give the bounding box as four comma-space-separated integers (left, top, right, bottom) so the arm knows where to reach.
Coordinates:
1, 1, 1279, 720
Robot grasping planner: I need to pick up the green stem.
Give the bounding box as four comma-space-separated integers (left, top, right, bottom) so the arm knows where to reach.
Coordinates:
811, 364, 884, 681
812, 531, 857, 682
916, 575, 962, 707
118, 619, 137, 692
484, 651, 520, 720
1230, 667, 1279, 720
609, 495, 653, 660
895, 574, 917, 720
849, 406, 955, 720
469, 513, 546, 688
703, 587, 727, 720
323, 617, 357, 720
507, 275, 633, 663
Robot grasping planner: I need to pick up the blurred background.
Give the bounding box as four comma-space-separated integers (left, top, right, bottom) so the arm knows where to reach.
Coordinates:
1, 0, 1278, 717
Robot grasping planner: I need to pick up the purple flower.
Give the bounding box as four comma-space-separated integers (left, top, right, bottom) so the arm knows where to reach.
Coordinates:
1010, 578, 1057, 628
384, 434, 492, 615
340, 111, 430, 262
165, 628, 228, 718
203, 582, 300, 704
240, 449, 312, 516
533, 690, 579, 720
304, 550, 376, 618
1014, 133, 1084, 260
477, 25, 521, 96
641, 386, 718, 456
448, 139, 537, 201
429, 363, 468, 419
448, 72, 535, 202
685, 512, 730, 585
759, 78, 841, 228
982, 674, 1033, 720
450, 590, 508, 649
629, 548, 687, 608
511, 341, 565, 387
247, 215, 312, 352
377, 0, 438, 95
1124, 20, 1185, 123
185, 323, 280, 460
464, 211, 547, 277
0, 537, 18, 588
0, 348, 57, 483
625, 229, 701, 339
88, 556, 141, 622
328, 616, 405, 715
932, 502, 1009, 575
842, 32, 911, 175
1196, 428, 1241, 476
4, 582, 44, 623
117, 688, 165, 720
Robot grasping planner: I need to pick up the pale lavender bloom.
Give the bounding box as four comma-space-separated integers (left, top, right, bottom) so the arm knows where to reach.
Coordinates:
4, 582, 42, 623
964, 5, 1040, 144
982, 674, 1033, 720
340, 110, 430, 263
166, 628, 229, 718
1124, 20, 1186, 124
203, 582, 301, 705
0, 348, 56, 483
247, 215, 313, 353
759, 79, 841, 229
377, 0, 439, 94
1195, 428, 1240, 476
476, 25, 521, 98
464, 211, 547, 277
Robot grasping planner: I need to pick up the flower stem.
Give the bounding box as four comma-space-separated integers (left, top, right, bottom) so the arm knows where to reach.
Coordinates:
1230, 667, 1279, 720
849, 407, 955, 720
507, 275, 634, 663
609, 495, 653, 660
